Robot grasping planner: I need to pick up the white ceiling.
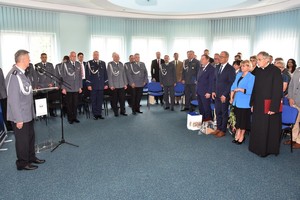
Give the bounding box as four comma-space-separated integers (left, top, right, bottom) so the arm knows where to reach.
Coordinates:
0, 0, 300, 19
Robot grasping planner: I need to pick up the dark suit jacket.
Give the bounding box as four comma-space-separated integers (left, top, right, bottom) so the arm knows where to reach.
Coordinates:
151, 59, 165, 82
213, 63, 236, 98
196, 63, 215, 96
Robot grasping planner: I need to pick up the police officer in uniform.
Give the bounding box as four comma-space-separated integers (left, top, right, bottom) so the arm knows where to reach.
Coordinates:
159, 55, 177, 111
86, 51, 108, 120
125, 53, 148, 115
181, 50, 200, 111
107, 52, 128, 117
35, 53, 57, 116
6, 49, 45, 170
60, 51, 82, 124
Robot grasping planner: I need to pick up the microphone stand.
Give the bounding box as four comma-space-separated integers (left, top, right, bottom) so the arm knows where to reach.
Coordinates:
35, 65, 79, 152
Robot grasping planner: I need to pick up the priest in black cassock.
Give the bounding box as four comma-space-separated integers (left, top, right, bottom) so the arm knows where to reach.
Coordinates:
249, 51, 283, 157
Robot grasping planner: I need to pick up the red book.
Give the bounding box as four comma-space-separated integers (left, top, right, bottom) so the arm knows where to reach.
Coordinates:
264, 99, 282, 114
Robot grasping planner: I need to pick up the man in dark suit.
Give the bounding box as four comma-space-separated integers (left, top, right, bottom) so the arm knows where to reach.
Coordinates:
212, 51, 236, 138
181, 50, 200, 111
150, 52, 165, 104
196, 54, 215, 121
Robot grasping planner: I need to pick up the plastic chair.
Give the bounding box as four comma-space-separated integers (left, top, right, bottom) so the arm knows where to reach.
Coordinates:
174, 82, 185, 109
281, 105, 299, 152
147, 82, 164, 109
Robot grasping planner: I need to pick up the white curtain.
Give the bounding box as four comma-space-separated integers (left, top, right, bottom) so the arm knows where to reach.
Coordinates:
0, 6, 59, 75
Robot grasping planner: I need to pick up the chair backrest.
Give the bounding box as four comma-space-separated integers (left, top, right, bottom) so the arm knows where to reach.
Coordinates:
283, 97, 289, 105
174, 82, 185, 93
282, 105, 298, 125
148, 82, 162, 92
191, 100, 199, 106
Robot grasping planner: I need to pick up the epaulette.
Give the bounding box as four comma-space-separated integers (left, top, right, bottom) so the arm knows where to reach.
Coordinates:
12, 70, 18, 75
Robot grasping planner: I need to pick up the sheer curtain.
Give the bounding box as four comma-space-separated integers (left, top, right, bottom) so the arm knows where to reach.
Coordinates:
0, 6, 59, 75
254, 10, 300, 63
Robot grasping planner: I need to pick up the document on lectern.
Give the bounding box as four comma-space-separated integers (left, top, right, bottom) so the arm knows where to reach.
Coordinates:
35, 98, 48, 117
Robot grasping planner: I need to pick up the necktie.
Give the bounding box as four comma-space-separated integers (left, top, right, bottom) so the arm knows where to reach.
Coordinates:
81, 63, 85, 79
219, 65, 223, 74
72, 62, 75, 67
43, 63, 46, 68
175, 60, 177, 67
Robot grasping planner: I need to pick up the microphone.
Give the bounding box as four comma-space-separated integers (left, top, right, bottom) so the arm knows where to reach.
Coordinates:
35, 64, 44, 73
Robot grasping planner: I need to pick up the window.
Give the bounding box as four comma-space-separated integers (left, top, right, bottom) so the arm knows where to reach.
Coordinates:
131, 37, 166, 73
254, 36, 298, 63
212, 36, 250, 63
0, 31, 57, 76
91, 35, 125, 65
172, 37, 207, 61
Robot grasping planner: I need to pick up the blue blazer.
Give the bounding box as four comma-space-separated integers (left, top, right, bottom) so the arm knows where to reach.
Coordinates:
213, 63, 236, 98
196, 63, 215, 96
231, 72, 255, 108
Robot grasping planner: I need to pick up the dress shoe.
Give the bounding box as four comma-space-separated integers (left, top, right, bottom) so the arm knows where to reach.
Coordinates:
236, 137, 245, 145
68, 120, 73, 124
31, 158, 46, 164
165, 107, 170, 110
120, 113, 128, 116
50, 113, 57, 117
215, 131, 225, 138
211, 130, 220, 135
17, 164, 38, 171
114, 114, 119, 117
93, 116, 98, 120
98, 115, 104, 119
292, 142, 300, 149
136, 111, 143, 114
132, 111, 136, 115
283, 140, 295, 145
73, 119, 80, 123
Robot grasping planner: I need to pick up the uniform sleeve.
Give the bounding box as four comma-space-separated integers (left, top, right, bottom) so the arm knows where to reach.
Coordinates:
6, 74, 23, 122
107, 63, 113, 87
85, 62, 91, 87
122, 65, 128, 86
103, 62, 108, 87
125, 64, 134, 85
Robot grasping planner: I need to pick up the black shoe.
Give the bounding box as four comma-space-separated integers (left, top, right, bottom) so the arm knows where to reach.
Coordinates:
50, 113, 57, 117
165, 107, 170, 110
120, 113, 128, 116
74, 119, 80, 123
236, 138, 245, 145
98, 115, 104, 119
17, 164, 38, 171
93, 116, 98, 120
114, 113, 119, 117
68, 120, 73, 124
132, 111, 136, 115
136, 110, 143, 114
31, 159, 45, 164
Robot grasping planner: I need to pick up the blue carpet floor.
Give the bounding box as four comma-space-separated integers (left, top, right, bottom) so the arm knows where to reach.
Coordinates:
1, 102, 300, 200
